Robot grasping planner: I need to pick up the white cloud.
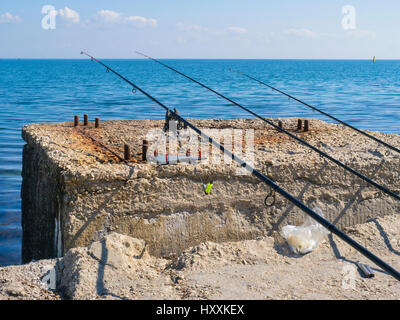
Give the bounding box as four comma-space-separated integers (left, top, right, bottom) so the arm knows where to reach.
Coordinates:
282, 27, 373, 40
176, 23, 248, 36
125, 16, 157, 27
98, 9, 122, 23
176, 22, 208, 32
284, 28, 317, 38
227, 26, 247, 34
345, 29, 376, 38
126, 16, 147, 24
58, 7, 80, 24
0, 12, 21, 23
97, 10, 157, 27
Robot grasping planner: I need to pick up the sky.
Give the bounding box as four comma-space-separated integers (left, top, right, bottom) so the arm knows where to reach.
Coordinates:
0, 0, 399, 59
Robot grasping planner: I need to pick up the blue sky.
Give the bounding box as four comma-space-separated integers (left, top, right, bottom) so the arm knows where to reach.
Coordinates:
0, 0, 399, 59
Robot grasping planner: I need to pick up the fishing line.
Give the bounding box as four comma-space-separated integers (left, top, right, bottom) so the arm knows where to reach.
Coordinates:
231, 68, 400, 155
82, 51, 400, 282
136, 52, 400, 204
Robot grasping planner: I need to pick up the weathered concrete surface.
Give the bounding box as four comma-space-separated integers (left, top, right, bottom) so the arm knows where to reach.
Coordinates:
21, 118, 400, 262
21, 143, 63, 263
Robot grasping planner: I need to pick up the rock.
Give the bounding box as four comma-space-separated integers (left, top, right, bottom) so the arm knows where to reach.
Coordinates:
56, 232, 173, 300
5, 284, 25, 297
87, 233, 148, 269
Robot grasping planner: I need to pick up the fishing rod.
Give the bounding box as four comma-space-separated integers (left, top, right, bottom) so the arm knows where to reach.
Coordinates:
230, 68, 400, 155
135, 51, 400, 204
81, 51, 400, 281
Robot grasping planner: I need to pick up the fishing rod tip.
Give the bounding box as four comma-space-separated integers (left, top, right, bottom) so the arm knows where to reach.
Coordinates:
135, 51, 147, 58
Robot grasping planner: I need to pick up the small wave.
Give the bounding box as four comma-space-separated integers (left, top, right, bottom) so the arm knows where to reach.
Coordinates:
0, 227, 22, 240
0, 169, 22, 176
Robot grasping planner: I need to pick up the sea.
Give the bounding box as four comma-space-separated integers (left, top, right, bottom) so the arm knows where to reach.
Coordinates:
0, 59, 399, 266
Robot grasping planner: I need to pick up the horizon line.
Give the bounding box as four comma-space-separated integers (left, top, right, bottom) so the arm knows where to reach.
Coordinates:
1, 58, 399, 61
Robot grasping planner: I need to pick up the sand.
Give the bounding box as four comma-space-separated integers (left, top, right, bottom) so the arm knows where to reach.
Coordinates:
1, 213, 399, 300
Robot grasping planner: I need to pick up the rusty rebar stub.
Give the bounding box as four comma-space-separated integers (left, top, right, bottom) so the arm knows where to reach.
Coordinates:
74, 115, 79, 127
95, 118, 100, 128
142, 140, 149, 162
304, 120, 309, 132
124, 144, 131, 161
297, 119, 302, 131
84, 114, 89, 126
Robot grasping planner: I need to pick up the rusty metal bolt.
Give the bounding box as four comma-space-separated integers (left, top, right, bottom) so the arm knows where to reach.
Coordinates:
84, 114, 89, 126
124, 144, 131, 161
154, 150, 158, 157
304, 119, 309, 132
74, 115, 79, 127
142, 140, 149, 162
297, 119, 302, 131
95, 118, 100, 128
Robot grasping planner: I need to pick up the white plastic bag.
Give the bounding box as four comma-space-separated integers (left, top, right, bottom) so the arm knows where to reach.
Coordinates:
280, 208, 330, 254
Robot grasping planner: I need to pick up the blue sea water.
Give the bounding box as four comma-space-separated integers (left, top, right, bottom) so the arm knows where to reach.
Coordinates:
0, 59, 399, 267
